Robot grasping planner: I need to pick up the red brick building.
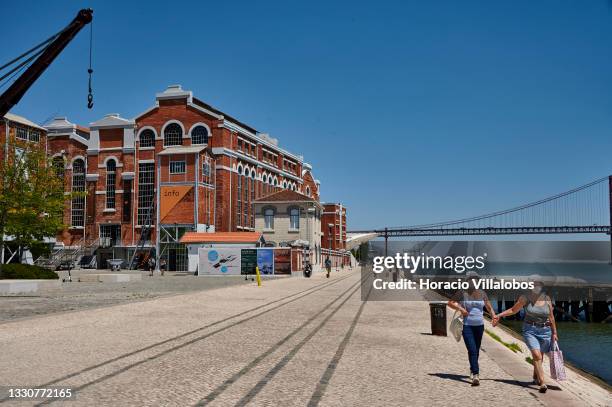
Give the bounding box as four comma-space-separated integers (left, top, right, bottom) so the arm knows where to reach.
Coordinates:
321, 203, 347, 251
1, 113, 47, 162
42, 85, 322, 270
320, 203, 349, 267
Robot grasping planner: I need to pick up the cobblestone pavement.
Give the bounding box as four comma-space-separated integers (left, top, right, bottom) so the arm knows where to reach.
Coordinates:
0, 269, 601, 406
0, 272, 260, 322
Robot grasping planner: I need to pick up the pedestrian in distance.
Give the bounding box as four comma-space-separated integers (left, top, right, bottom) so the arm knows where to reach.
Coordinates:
493, 280, 558, 393
147, 256, 155, 277
159, 257, 166, 276
325, 257, 332, 278
447, 271, 496, 386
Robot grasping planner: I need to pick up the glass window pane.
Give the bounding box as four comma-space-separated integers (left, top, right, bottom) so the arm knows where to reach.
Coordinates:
140, 129, 155, 148
192, 126, 208, 145
164, 123, 183, 146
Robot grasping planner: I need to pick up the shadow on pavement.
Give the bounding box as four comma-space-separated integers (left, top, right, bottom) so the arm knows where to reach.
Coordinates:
489, 379, 562, 391
429, 373, 562, 391
428, 373, 470, 384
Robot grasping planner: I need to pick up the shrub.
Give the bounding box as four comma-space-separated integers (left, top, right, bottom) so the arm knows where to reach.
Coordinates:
0, 263, 59, 279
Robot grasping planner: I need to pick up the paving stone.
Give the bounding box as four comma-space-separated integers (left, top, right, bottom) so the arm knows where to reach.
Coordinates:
0, 268, 602, 407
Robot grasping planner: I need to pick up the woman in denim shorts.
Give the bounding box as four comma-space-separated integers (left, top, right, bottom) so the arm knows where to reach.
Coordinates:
448, 272, 496, 387
494, 281, 558, 393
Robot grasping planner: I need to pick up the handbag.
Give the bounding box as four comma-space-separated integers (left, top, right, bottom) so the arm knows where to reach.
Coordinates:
449, 310, 464, 342
549, 341, 567, 381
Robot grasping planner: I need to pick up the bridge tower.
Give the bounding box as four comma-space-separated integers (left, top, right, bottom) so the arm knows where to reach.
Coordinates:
384, 227, 388, 257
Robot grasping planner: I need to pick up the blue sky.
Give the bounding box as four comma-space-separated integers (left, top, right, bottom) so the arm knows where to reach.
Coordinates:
2, 1, 612, 230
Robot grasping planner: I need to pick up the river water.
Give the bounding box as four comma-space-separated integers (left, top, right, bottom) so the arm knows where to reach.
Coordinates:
485, 262, 612, 385
503, 320, 612, 385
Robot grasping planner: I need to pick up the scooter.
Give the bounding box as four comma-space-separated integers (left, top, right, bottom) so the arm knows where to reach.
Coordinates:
303, 263, 312, 278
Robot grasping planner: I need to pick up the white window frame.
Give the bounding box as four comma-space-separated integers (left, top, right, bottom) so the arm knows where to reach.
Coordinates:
15, 127, 28, 140
289, 208, 300, 230
264, 208, 274, 230
169, 160, 186, 174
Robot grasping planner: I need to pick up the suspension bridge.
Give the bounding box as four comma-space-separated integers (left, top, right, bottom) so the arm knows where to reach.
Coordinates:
349, 175, 612, 258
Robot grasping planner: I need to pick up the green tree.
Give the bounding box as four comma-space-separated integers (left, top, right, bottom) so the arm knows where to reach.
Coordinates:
0, 143, 68, 272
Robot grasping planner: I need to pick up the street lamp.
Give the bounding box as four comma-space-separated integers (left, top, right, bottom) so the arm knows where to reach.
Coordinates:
327, 222, 333, 264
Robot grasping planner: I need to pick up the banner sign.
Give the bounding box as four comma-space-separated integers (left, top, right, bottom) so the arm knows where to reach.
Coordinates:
198, 248, 241, 275
198, 247, 297, 276
241, 249, 257, 275
274, 249, 291, 275
257, 249, 274, 275
160, 185, 193, 221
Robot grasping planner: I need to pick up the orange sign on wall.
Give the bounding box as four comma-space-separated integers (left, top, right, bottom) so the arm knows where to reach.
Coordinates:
160, 186, 193, 221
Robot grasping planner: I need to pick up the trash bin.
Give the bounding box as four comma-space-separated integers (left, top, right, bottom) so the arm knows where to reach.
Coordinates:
429, 302, 447, 336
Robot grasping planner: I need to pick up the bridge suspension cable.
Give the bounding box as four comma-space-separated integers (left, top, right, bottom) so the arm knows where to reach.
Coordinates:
351, 176, 612, 236
394, 176, 610, 230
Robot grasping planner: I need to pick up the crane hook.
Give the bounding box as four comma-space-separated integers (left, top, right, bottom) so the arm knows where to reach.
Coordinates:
87, 68, 93, 109
86, 20, 93, 109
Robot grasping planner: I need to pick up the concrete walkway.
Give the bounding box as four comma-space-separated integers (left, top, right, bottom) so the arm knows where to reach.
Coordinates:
0, 269, 608, 406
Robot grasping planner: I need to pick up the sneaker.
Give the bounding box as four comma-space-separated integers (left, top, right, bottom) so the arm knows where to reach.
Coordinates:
469, 373, 474, 383
472, 374, 480, 386
539, 384, 547, 393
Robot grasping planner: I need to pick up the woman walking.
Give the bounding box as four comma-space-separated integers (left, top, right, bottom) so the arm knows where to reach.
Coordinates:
493, 281, 558, 393
448, 272, 496, 386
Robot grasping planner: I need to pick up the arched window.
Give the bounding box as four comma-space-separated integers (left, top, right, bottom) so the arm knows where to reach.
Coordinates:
264, 208, 274, 229
164, 123, 183, 146
71, 159, 86, 227
243, 168, 248, 227
250, 171, 256, 227
305, 186, 311, 197
237, 166, 242, 226
289, 207, 300, 229
52, 156, 65, 182
106, 159, 117, 209
191, 125, 209, 145
140, 129, 155, 148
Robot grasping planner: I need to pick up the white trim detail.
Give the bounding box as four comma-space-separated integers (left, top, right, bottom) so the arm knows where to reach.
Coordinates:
161, 120, 185, 145
102, 155, 120, 166
137, 126, 158, 140
70, 155, 86, 167
188, 122, 211, 145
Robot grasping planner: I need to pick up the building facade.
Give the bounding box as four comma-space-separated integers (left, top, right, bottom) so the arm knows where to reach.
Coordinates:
42, 85, 323, 270
1, 113, 47, 162
321, 203, 347, 252
253, 190, 323, 266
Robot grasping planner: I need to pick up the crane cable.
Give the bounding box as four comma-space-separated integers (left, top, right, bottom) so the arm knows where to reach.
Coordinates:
87, 20, 94, 109
0, 30, 63, 73
0, 47, 47, 88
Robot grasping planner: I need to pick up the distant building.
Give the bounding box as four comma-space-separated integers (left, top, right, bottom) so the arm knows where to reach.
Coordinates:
34, 84, 321, 271
0, 114, 49, 264
0, 113, 47, 162
2, 86, 356, 272
321, 203, 347, 251
254, 190, 323, 265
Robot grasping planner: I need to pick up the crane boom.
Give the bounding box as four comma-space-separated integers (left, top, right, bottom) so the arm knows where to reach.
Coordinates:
0, 8, 93, 117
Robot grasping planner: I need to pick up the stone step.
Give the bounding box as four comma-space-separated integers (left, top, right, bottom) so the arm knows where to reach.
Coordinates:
77, 273, 142, 283
0, 279, 61, 294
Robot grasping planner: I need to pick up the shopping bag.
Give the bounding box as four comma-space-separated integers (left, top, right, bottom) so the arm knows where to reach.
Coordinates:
449, 311, 464, 342
549, 341, 567, 381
